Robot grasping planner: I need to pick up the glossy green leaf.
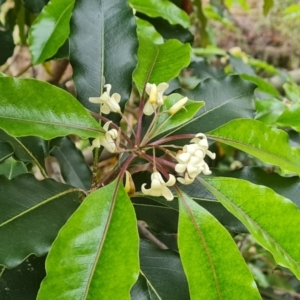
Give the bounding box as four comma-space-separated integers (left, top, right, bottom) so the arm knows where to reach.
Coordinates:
277, 103, 300, 132
131, 239, 189, 300
51, 137, 92, 191
22, 0, 49, 13
0, 255, 46, 300
0, 141, 13, 163
0, 130, 47, 172
188, 60, 225, 80
0, 26, 14, 65
37, 179, 139, 299
0, 174, 81, 268
130, 0, 189, 28
131, 273, 159, 300
241, 74, 280, 97
70, 0, 138, 112
133, 37, 191, 93
199, 176, 300, 279
0, 157, 27, 179
171, 75, 256, 136
229, 55, 256, 76
263, 0, 274, 15
207, 119, 300, 176
149, 94, 204, 138
0, 77, 103, 140
178, 190, 261, 299
29, 0, 74, 64
136, 18, 163, 44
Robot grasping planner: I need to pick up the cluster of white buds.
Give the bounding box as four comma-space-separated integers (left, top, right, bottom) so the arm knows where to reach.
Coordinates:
141, 171, 176, 201
175, 133, 216, 184
90, 121, 118, 153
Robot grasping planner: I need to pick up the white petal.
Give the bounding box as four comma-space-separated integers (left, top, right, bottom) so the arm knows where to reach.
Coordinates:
143, 101, 156, 115
141, 184, 150, 195
92, 138, 101, 148
157, 82, 169, 93
112, 93, 121, 103
175, 163, 187, 173
176, 152, 191, 163
103, 121, 112, 132
104, 84, 112, 95
184, 144, 199, 155
161, 186, 174, 201
206, 150, 216, 160
101, 103, 111, 114
169, 97, 188, 115
89, 97, 101, 103
165, 174, 176, 186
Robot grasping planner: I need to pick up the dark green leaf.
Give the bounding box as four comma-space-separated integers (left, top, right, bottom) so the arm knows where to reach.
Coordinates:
0, 255, 46, 300
171, 75, 256, 136
130, 0, 189, 28
22, 0, 49, 14
207, 119, 300, 176
137, 239, 190, 300
229, 55, 256, 75
0, 130, 47, 172
131, 273, 159, 300
51, 137, 92, 191
0, 174, 81, 268
200, 176, 300, 280
0, 141, 13, 163
178, 190, 261, 299
37, 179, 139, 299
70, 0, 138, 112
133, 37, 191, 93
29, 0, 74, 64
0, 157, 27, 179
0, 26, 14, 65
188, 60, 225, 80
0, 77, 103, 140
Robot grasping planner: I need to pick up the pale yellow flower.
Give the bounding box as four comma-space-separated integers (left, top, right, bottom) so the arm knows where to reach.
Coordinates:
169, 97, 188, 115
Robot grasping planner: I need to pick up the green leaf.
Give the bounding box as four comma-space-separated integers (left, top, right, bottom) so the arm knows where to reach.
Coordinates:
0, 141, 13, 163
70, 0, 138, 112
29, 0, 75, 64
130, 0, 189, 28
136, 17, 163, 44
149, 94, 204, 138
22, 0, 49, 14
241, 74, 280, 97
229, 55, 255, 76
188, 60, 225, 80
276, 103, 300, 132
0, 157, 27, 179
263, 0, 274, 15
37, 179, 139, 299
207, 119, 300, 176
133, 37, 191, 93
0, 77, 103, 140
0, 130, 47, 172
51, 137, 92, 191
199, 176, 300, 280
0, 255, 46, 300
0, 26, 14, 65
172, 75, 256, 136
178, 190, 261, 299
132, 239, 189, 300
0, 174, 81, 268
131, 273, 159, 300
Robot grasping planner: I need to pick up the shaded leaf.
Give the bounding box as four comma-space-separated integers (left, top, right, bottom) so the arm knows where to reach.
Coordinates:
0, 130, 47, 172
51, 137, 92, 191
130, 0, 189, 28
133, 37, 191, 93
0, 141, 13, 163
0, 157, 27, 179
229, 55, 255, 76
200, 176, 300, 279
171, 75, 256, 137
0, 77, 103, 140
22, 0, 49, 14
70, 0, 138, 112
0, 26, 14, 65
29, 0, 74, 64
188, 60, 225, 80
0, 174, 81, 268
37, 179, 139, 299
207, 119, 300, 176
178, 190, 261, 299
136, 18, 163, 44
131, 273, 159, 300
276, 103, 300, 132
0, 255, 46, 300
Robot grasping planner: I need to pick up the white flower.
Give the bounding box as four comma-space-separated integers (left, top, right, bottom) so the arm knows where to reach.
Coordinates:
90, 121, 118, 153
89, 84, 121, 114
169, 97, 188, 115
175, 133, 215, 184
143, 82, 169, 116
141, 171, 176, 201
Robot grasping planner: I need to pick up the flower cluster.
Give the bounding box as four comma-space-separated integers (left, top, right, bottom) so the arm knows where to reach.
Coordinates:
175, 133, 216, 184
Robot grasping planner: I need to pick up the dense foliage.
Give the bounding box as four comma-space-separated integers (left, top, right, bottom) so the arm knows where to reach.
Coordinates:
1, 0, 300, 299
